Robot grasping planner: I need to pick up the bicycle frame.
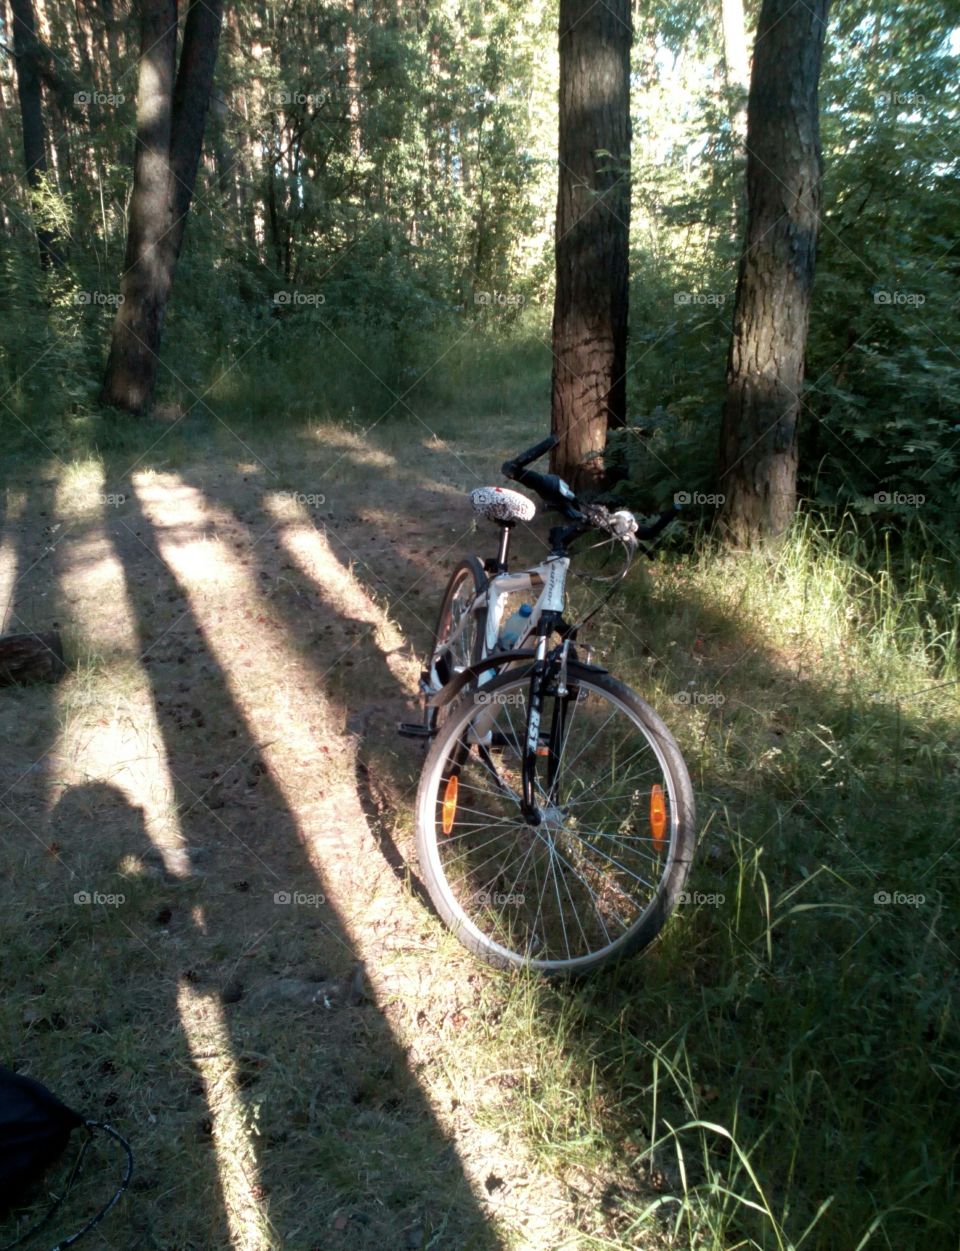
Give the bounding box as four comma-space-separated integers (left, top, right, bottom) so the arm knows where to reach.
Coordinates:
429, 548, 573, 823
477, 554, 570, 677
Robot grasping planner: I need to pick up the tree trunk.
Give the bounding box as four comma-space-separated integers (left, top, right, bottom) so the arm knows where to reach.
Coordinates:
210, 88, 242, 220
550, 0, 631, 493
721, 0, 749, 242
717, 0, 830, 546
721, 0, 749, 143
345, 0, 361, 158
0, 632, 66, 686
168, 0, 224, 238
9, 0, 61, 266
100, 0, 224, 415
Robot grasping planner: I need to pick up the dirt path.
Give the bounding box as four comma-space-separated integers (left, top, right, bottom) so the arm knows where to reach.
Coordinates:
0, 423, 626, 1249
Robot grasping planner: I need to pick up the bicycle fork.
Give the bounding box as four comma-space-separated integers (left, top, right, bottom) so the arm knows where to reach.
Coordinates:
520, 634, 573, 824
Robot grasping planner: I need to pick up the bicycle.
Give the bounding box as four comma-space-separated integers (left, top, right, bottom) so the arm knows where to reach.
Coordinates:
399, 435, 696, 975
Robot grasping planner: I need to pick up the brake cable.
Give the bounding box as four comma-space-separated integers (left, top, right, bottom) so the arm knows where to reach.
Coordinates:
566, 532, 638, 634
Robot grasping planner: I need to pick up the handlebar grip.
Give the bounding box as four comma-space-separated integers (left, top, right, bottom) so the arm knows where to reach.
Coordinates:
502, 434, 558, 476
636, 504, 681, 541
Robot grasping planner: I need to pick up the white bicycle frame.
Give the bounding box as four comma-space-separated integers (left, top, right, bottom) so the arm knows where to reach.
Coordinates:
476, 554, 570, 681
428, 553, 570, 700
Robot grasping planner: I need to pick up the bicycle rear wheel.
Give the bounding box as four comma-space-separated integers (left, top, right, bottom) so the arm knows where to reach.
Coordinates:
415, 666, 695, 974
428, 557, 487, 720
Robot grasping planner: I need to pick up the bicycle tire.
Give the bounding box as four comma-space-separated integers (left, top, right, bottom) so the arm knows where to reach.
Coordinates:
428, 557, 487, 726
415, 665, 696, 975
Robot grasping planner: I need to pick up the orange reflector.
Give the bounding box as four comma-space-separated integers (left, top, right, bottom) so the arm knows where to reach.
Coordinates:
442, 774, 459, 834
536, 746, 550, 757
650, 784, 667, 851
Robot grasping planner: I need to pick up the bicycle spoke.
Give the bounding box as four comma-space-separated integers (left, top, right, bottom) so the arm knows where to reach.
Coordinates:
422, 668, 691, 970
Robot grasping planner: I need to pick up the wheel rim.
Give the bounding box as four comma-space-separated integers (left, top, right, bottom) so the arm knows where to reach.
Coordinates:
421, 675, 682, 970
437, 570, 480, 673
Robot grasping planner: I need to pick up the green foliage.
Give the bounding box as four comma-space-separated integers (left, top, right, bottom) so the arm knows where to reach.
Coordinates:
618, 0, 960, 539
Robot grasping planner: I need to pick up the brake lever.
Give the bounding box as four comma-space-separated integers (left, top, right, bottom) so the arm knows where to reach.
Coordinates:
609, 509, 639, 540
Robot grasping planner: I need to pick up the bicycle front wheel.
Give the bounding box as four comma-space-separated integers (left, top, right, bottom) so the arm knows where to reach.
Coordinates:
415, 667, 696, 974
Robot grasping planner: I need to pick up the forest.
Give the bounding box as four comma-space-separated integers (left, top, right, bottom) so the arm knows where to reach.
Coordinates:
0, 0, 958, 1249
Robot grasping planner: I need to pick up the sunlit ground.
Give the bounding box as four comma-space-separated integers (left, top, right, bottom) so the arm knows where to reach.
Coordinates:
0, 414, 602, 1250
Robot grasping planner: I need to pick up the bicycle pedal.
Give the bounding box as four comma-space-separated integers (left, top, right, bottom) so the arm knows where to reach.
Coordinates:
397, 722, 436, 739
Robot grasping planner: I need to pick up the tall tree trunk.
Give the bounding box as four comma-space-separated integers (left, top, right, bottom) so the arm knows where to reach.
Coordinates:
717, 0, 830, 546
345, 0, 361, 158
721, 0, 749, 241
100, 0, 177, 413
9, 0, 60, 265
721, 0, 749, 143
550, 0, 632, 493
100, 0, 224, 414
210, 87, 242, 221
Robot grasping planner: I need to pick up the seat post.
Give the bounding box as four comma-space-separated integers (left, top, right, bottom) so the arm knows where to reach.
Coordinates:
496, 521, 514, 572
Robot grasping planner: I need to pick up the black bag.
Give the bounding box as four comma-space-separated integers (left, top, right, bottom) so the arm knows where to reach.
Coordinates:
0, 1069, 83, 1207
0, 1067, 132, 1250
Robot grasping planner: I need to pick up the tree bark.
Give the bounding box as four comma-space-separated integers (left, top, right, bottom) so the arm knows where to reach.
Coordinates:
550, 0, 631, 493
100, 0, 224, 414
721, 0, 749, 242
721, 0, 749, 143
9, 0, 61, 266
717, 0, 830, 546
345, 0, 361, 159
0, 632, 66, 686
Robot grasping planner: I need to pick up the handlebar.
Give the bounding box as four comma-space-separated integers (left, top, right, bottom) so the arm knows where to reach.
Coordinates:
501, 434, 558, 475
635, 502, 681, 541
501, 434, 681, 546
501, 435, 583, 521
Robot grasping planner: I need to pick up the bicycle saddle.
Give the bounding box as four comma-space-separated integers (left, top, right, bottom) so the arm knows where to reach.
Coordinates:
470, 486, 536, 524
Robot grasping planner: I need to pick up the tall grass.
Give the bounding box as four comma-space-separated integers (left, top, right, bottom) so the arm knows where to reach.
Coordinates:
469, 513, 959, 1251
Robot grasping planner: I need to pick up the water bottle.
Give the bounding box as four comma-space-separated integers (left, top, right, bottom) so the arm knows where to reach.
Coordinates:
499, 603, 532, 650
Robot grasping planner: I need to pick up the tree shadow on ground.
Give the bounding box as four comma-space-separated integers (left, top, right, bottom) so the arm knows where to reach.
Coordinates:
0, 478, 233, 1248
0, 466, 504, 1250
